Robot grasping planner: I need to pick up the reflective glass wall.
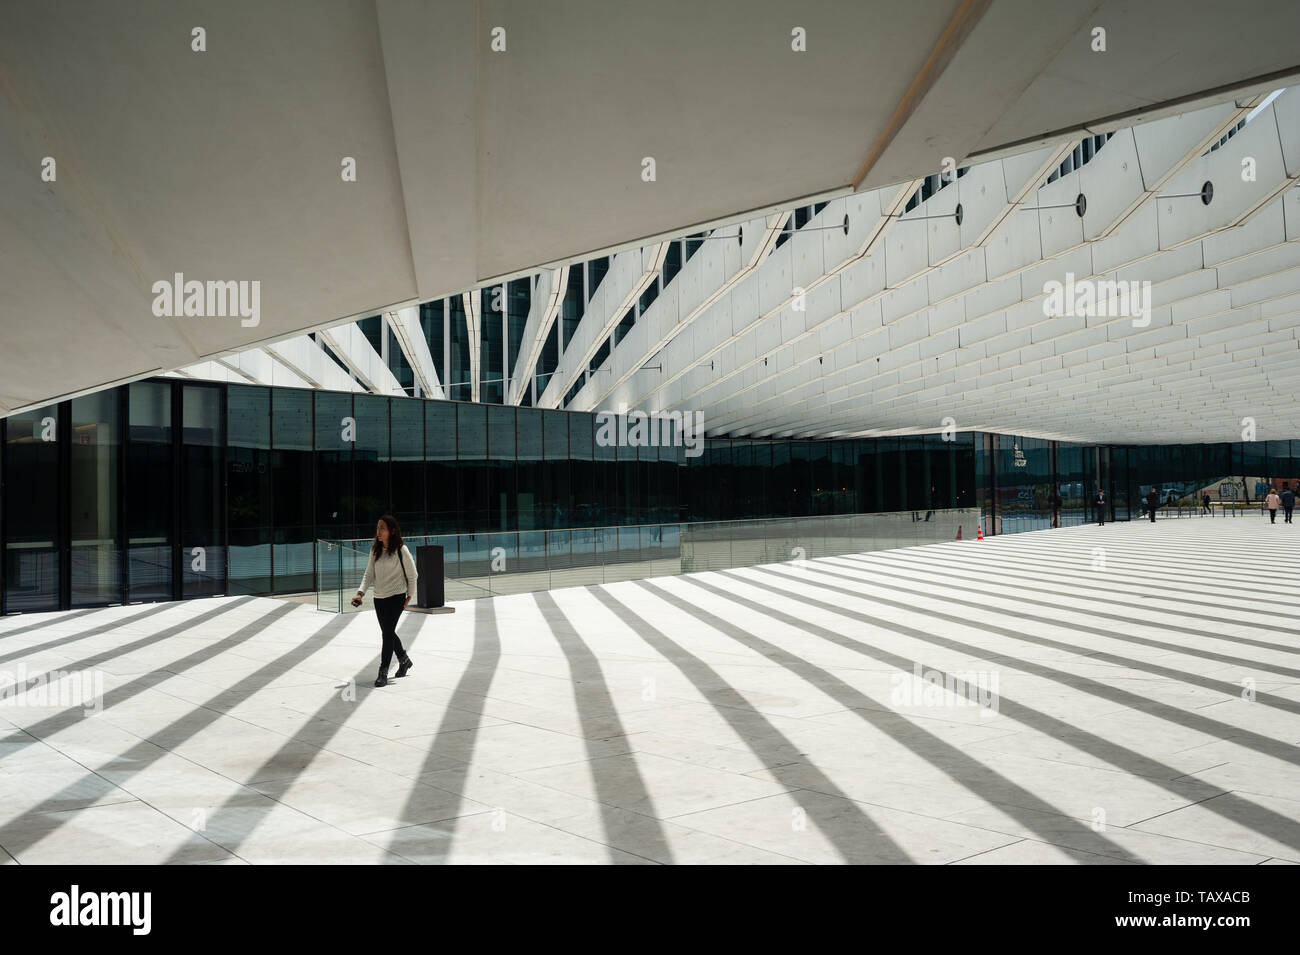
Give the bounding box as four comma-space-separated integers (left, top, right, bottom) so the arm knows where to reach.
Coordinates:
4, 405, 61, 612
2, 381, 227, 613
4, 376, 1299, 613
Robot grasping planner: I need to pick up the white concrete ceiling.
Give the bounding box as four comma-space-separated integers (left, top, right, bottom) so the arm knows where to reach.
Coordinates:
3, 0, 1300, 421
581, 89, 1300, 446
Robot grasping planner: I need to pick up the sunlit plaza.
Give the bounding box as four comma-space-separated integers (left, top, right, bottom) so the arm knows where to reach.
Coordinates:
3, 518, 1297, 865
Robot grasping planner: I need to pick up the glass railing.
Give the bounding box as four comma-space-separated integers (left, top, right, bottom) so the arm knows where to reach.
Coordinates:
316, 508, 980, 611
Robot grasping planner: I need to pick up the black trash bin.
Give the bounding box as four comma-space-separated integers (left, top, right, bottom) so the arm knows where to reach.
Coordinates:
415, 545, 445, 609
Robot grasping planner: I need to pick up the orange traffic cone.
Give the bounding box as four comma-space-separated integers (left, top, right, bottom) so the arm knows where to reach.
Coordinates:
977, 523, 984, 540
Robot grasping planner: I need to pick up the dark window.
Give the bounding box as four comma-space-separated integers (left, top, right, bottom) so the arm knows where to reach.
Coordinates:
356, 315, 383, 355
272, 388, 313, 593
420, 300, 445, 384
352, 394, 391, 538
517, 408, 544, 531
487, 405, 516, 532
507, 279, 531, 393
3, 405, 61, 611
638, 276, 660, 315
181, 385, 225, 598
537, 322, 560, 398
226, 386, 271, 594
457, 403, 487, 533
391, 398, 425, 537
585, 257, 610, 300
71, 391, 121, 605
480, 287, 504, 404
543, 410, 571, 531
425, 401, 457, 534
127, 381, 172, 601
448, 296, 471, 402
661, 240, 683, 287
314, 391, 354, 542
561, 268, 585, 349
615, 307, 636, 346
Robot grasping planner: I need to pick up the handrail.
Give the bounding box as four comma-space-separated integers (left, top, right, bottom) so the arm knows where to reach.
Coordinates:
314, 507, 981, 611
314, 506, 984, 547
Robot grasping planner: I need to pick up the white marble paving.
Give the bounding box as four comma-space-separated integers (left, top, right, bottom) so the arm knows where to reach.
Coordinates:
1, 516, 1298, 864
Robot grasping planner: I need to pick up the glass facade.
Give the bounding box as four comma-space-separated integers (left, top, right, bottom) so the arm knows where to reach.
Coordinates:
181, 384, 225, 598
2, 376, 1296, 613
3, 404, 62, 612
70, 390, 120, 606
126, 381, 172, 601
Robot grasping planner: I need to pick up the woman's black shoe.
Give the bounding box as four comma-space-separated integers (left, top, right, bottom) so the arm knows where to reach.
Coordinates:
374, 667, 389, 687
394, 655, 413, 678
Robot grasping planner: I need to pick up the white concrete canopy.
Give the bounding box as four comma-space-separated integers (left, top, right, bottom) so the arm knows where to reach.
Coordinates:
576, 89, 1300, 445
5, 0, 1300, 418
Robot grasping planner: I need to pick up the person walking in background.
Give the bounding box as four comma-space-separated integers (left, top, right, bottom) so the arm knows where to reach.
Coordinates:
1265, 488, 1281, 524
352, 513, 418, 687
1049, 487, 1062, 528
1095, 489, 1107, 526
1202, 491, 1212, 516
1281, 484, 1295, 524
1146, 486, 1160, 523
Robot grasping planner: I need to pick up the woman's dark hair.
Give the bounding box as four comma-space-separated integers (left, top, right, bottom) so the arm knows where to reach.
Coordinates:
371, 514, 404, 560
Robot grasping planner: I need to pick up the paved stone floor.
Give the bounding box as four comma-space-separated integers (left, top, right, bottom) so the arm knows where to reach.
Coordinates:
2, 516, 1299, 864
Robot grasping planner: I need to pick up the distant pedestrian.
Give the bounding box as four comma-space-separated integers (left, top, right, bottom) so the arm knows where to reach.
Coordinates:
1095, 490, 1107, 526
1202, 492, 1212, 516
1049, 488, 1063, 528
1146, 487, 1160, 523
1265, 489, 1281, 524
1282, 485, 1295, 524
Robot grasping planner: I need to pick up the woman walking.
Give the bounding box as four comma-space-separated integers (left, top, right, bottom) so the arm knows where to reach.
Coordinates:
351, 514, 418, 687
1265, 488, 1281, 524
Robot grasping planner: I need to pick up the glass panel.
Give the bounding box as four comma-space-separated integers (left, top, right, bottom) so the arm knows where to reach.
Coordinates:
561, 267, 585, 345
181, 385, 224, 598
315, 391, 353, 542
593, 410, 616, 527
480, 287, 504, 404
457, 403, 487, 533
227, 386, 271, 594
391, 398, 425, 536
506, 279, 531, 397
448, 296, 472, 402
69, 391, 121, 606
487, 404, 516, 531
3, 406, 60, 612
543, 410, 570, 530
127, 381, 172, 601
569, 412, 595, 526
420, 300, 445, 385
517, 408, 543, 531
272, 389, 314, 593
425, 401, 457, 533
810, 440, 833, 515
352, 394, 390, 537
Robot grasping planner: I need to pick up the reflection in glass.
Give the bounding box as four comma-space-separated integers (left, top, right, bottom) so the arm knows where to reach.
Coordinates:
70, 391, 121, 606
127, 382, 172, 601
182, 385, 225, 598
3, 406, 60, 611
